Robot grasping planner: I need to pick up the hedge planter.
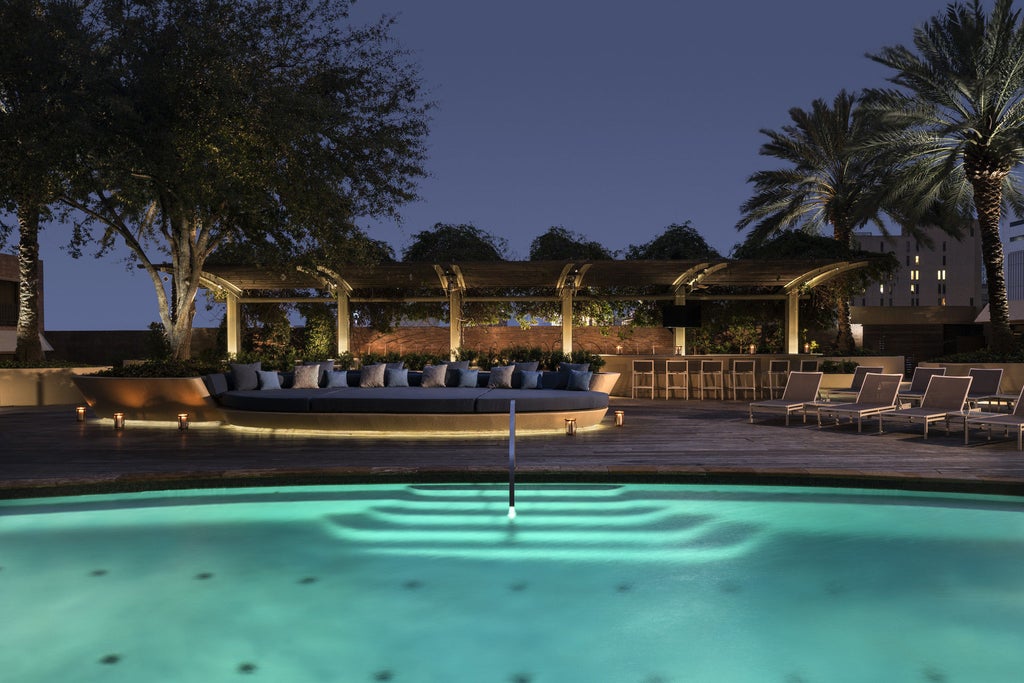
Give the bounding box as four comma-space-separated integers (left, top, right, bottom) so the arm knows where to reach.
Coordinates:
72, 376, 225, 422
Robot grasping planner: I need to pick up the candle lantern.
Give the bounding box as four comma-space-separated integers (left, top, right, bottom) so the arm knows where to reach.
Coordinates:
565, 418, 577, 436
614, 410, 624, 427
177, 413, 190, 431
803, 342, 811, 354
748, 343, 756, 354
75, 406, 86, 422
113, 412, 126, 430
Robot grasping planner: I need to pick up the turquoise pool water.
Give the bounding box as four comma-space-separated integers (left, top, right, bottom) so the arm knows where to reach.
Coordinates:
1, 484, 1023, 682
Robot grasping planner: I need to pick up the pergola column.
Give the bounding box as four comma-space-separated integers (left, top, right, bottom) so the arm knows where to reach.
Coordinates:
226, 291, 241, 357
448, 287, 462, 361
785, 289, 800, 354
673, 327, 686, 355
561, 288, 574, 354
336, 290, 350, 355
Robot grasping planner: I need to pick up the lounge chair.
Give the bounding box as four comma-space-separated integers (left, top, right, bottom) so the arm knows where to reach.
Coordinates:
816, 373, 903, 433
822, 366, 884, 401
964, 386, 1024, 450
965, 367, 1004, 409
879, 375, 972, 439
897, 366, 947, 406
748, 371, 823, 426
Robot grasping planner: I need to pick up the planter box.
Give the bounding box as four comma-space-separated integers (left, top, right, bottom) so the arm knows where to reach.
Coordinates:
72, 376, 225, 422
0, 367, 109, 407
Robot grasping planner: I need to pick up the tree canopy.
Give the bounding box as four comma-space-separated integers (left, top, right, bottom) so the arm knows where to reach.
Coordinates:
54, 0, 429, 358
625, 222, 720, 260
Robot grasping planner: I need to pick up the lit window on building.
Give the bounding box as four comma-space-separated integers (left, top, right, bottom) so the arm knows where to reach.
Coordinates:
910, 269, 920, 281
914, 255, 920, 265
910, 283, 918, 294
937, 269, 946, 280
879, 284, 885, 294
940, 297, 947, 306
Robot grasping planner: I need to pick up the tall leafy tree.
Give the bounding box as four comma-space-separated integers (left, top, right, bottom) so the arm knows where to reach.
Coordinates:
61, 0, 429, 359
861, 0, 1024, 353
527, 226, 617, 326
625, 222, 719, 326
402, 223, 509, 327
735, 91, 900, 352
0, 0, 98, 362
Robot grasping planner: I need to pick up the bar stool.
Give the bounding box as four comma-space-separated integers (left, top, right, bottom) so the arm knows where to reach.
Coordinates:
631, 359, 656, 399
764, 360, 790, 398
699, 360, 724, 400
665, 359, 690, 400
799, 359, 819, 372
730, 359, 757, 400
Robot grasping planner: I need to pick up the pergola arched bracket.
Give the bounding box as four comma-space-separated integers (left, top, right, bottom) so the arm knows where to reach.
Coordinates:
197, 271, 243, 298
309, 265, 354, 295
784, 260, 873, 293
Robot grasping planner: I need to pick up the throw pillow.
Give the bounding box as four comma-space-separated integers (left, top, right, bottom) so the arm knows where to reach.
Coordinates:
359, 363, 386, 388
257, 370, 281, 390
229, 362, 261, 391
443, 360, 471, 386
325, 370, 348, 388
567, 369, 594, 391
518, 370, 542, 390
386, 367, 410, 387
513, 361, 540, 373
292, 364, 320, 389
487, 365, 514, 388
303, 360, 335, 386
421, 364, 447, 388
559, 362, 591, 373
456, 368, 479, 388
385, 361, 406, 370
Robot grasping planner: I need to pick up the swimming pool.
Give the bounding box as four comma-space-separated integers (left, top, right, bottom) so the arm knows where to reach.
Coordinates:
1, 484, 1022, 682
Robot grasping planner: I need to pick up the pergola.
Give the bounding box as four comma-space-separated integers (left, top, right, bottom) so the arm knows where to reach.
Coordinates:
193, 258, 881, 357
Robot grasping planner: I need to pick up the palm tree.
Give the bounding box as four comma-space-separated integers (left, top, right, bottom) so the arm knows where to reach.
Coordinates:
862, 0, 1024, 353
736, 90, 892, 352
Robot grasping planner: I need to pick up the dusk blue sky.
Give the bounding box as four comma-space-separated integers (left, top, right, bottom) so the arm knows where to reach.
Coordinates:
28, 0, 953, 330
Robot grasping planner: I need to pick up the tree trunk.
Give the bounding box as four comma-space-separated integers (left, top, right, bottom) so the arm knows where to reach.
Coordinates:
971, 176, 1015, 353
14, 202, 43, 364
831, 222, 854, 353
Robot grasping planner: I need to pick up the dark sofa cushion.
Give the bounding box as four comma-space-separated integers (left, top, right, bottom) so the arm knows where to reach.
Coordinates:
219, 389, 321, 412
309, 387, 489, 413
474, 388, 608, 413
203, 373, 229, 397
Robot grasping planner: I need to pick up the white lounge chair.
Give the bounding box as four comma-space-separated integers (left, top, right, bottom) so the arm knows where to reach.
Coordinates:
822, 365, 884, 401
897, 366, 947, 407
880, 375, 972, 439
964, 386, 1024, 450
816, 373, 903, 433
748, 372, 823, 426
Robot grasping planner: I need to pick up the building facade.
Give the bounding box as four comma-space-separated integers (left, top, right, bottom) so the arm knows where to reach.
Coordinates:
0, 253, 47, 358
850, 224, 985, 359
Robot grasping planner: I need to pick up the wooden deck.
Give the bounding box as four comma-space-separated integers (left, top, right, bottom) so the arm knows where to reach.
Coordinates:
3, 398, 1024, 498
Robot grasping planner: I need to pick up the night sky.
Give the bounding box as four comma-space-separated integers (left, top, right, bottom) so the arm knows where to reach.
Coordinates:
26, 0, 952, 330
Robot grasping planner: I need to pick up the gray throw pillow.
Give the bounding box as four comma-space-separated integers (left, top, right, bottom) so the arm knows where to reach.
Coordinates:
386, 368, 409, 387
488, 365, 514, 388
359, 363, 386, 388
567, 369, 594, 391
229, 362, 261, 391
421, 364, 447, 388
325, 370, 348, 388
257, 370, 281, 390
519, 370, 542, 390
292, 364, 320, 389
386, 361, 406, 370
513, 361, 540, 373
456, 368, 479, 388
443, 360, 471, 386
560, 362, 591, 373
303, 360, 335, 386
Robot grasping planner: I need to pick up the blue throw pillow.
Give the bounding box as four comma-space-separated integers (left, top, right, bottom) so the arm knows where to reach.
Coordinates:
456, 368, 479, 388
325, 370, 348, 388
386, 368, 410, 387
518, 370, 542, 390
567, 369, 594, 391
257, 370, 281, 390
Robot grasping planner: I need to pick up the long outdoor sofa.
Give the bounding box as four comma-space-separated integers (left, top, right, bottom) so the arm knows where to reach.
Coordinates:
202, 363, 614, 432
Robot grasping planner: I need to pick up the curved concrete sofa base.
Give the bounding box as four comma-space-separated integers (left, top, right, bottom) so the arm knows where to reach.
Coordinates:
222, 407, 608, 433
72, 376, 226, 422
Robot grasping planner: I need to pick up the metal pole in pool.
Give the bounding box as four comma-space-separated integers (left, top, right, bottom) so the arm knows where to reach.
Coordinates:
508, 399, 516, 519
